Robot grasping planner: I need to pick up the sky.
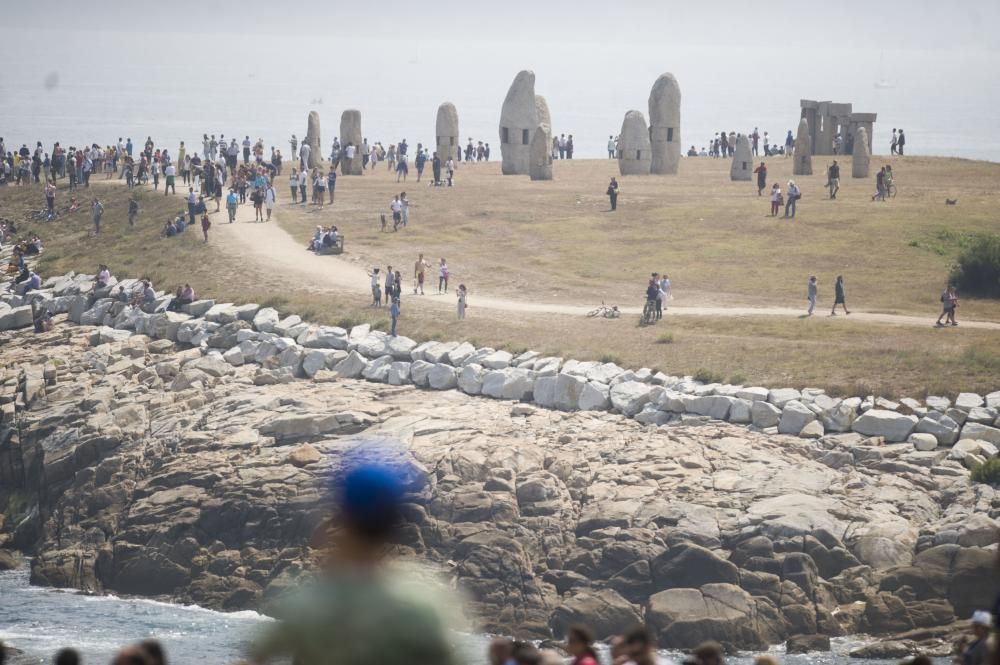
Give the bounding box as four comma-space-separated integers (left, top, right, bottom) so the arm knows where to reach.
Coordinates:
7, 0, 1000, 52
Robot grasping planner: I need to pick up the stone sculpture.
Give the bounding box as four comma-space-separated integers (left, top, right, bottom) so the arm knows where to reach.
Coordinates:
304, 111, 321, 169
617, 110, 652, 176
529, 123, 553, 181
730, 135, 752, 181
340, 110, 362, 175
852, 127, 871, 178
436, 103, 459, 167
535, 95, 551, 131
800, 100, 877, 155
648, 73, 681, 174
499, 70, 538, 175
793, 118, 812, 176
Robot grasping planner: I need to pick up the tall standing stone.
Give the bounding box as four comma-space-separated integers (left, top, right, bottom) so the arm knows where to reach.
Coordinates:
529, 123, 552, 181
340, 110, 363, 175
730, 135, 753, 181
304, 111, 321, 169
648, 73, 681, 175
535, 95, 551, 132
618, 110, 652, 176
436, 102, 459, 168
852, 127, 871, 178
793, 118, 812, 176
499, 70, 538, 175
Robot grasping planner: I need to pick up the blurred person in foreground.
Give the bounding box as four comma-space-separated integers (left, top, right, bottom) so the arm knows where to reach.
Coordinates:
251, 459, 458, 665
621, 626, 677, 665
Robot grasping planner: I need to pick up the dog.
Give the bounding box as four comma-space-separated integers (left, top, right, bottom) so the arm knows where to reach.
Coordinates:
945, 199, 958, 206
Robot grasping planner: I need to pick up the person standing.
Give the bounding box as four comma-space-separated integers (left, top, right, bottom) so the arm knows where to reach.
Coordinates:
91, 197, 104, 235
896, 129, 905, 156
389, 297, 400, 337
289, 169, 299, 203
201, 212, 211, 242
607, 177, 619, 211
751, 127, 760, 156
785, 130, 794, 157
831, 275, 850, 315
785, 180, 800, 218
186, 187, 198, 225
753, 161, 767, 196
399, 192, 409, 226
827, 160, 840, 199
872, 167, 886, 201
770, 183, 782, 216
368, 268, 382, 307
445, 157, 455, 186
807, 276, 817, 316
242, 136, 252, 164
415, 149, 427, 181
890, 128, 898, 155
384, 266, 395, 303
431, 152, 442, 185
300, 142, 311, 171
44, 179, 56, 214
289, 134, 298, 160
660, 274, 672, 311
566, 135, 574, 159
299, 171, 308, 203
438, 258, 449, 293
128, 198, 139, 227
414, 254, 429, 295
164, 162, 176, 195
327, 169, 337, 204
457, 284, 468, 319
607, 135, 616, 159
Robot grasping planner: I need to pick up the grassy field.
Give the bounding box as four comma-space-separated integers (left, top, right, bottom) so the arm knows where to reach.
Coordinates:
2, 155, 999, 398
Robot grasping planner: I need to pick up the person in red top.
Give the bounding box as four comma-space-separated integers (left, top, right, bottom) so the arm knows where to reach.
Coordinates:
566, 625, 599, 665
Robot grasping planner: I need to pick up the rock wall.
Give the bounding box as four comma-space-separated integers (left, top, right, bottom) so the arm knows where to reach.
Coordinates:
1, 271, 998, 652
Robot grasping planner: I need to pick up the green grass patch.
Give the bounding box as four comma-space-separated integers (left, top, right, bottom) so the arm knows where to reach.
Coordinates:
693, 368, 724, 384
972, 459, 1000, 486
655, 333, 675, 345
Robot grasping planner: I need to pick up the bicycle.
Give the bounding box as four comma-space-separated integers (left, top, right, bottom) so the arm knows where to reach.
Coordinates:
640, 299, 657, 325
587, 301, 620, 319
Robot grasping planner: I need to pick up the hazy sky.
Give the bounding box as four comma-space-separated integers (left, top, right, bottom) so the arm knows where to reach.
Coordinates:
8, 0, 1000, 52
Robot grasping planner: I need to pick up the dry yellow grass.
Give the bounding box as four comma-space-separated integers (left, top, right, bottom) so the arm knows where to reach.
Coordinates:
4, 154, 999, 398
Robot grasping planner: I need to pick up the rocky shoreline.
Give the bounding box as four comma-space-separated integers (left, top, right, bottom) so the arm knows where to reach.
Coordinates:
1, 271, 997, 656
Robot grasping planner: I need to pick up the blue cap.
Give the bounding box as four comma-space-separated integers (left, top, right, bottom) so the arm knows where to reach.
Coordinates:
337, 463, 406, 535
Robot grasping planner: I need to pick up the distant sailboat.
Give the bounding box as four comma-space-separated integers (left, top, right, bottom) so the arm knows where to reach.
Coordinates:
874, 51, 895, 89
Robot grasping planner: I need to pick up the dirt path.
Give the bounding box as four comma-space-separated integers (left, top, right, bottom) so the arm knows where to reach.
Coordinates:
210, 203, 1000, 330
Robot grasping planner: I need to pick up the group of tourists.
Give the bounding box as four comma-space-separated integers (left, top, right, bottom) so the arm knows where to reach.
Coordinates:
365, 254, 463, 333
642, 272, 673, 321
307, 225, 340, 253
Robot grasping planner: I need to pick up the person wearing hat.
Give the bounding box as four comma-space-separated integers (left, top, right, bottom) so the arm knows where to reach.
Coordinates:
251, 460, 457, 665
963, 611, 992, 665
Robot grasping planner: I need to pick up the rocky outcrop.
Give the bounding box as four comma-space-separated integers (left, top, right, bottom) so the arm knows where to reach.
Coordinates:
499, 71, 539, 176
618, 111, 651, 176
435, 103, 459, 169
648, 73, 681, 175
1, 272, 997, 651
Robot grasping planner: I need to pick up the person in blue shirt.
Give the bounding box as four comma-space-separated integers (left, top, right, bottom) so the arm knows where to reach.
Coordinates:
125, 138, 133, 157
389, 297, 400, 337
415, 150, 427, 182
226, 189, 239, 223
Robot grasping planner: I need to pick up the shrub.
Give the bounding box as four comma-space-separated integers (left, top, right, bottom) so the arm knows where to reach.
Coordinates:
599, 353, 621, 365
949, 233, 1000, 298
972, 459, 1000, 486
655, 333, 674, 344
729, 373, 748, 385
693, 368, 723, 384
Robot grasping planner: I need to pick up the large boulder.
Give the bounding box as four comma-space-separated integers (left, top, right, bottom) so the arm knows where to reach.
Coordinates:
549, 588, 642, 640
646, 584, 774, 651
578, 382, 611, 411
778, 400, 816, 435
553, 373, 586, 411
610, 381, 652, 416
852, 409, 918, 442
652, 544, 739, 592
428, 364, 458, 390
915, 412, 961, 445
960, 422, 1000, 445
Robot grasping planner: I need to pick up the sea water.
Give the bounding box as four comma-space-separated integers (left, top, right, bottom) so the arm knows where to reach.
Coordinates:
0, 30, 997, 162
1, 569, 922, 665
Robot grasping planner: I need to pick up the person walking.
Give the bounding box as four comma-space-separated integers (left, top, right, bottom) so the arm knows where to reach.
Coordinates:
399, 192, 409, 226
827, 160, 841, 199
201, 213, 211, 242
414, 254, 429, 295
896, 129, 905, 156
770, 183, 782, 216
660, 274, 672, 311
431, 152, 442, 185
226, 189, 238, 223
936, 285, 958, 326
127, 198, 139, 227
607, 177, 619, 211
753, 161, 767, 196
807, 276, 817, 316
890, 128, 898, 155
289, 169, 299, 203
186, 187, 198, 225
831, 275, 850, 315
327, 169, 336, 204
457, 284, 468, 319
785, 180, 800, 218
438, 258, 449, 293
872, 167, 887, 201
91, 197, 104, 235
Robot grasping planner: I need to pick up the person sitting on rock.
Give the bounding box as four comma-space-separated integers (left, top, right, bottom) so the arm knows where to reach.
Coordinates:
16, 269, 41, 296
166, 284, 194, 312
94, 264, 112, 289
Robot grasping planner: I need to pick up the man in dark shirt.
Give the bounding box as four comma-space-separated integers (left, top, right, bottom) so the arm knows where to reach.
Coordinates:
827, 161, 840, 199
431, 153, 442, 185
896, 129, 905, 156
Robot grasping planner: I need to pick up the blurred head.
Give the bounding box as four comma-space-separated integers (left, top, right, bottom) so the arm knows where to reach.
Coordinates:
624, 626, 655, 664
972, 610, 992, 638
111, 647, 151, 665
139, 640, 166, 665
692, 641, 724, 665
754, 657, 778, 665
488, 638, 515, 665
332, 461, 406, 544
513, 643, 541, 665
566, 624, 596, 659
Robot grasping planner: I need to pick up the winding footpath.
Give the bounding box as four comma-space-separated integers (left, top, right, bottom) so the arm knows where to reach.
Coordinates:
113, 180, 1000, 330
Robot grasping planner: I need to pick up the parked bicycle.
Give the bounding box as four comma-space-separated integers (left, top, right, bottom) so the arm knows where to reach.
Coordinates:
587, 301, 620, 319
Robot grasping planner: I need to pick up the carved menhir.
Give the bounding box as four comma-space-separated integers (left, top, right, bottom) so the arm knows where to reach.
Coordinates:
648, 73, 681, 175
793, 118, 812, 176
304, 111, 321, 169
800, 100, 877, 155
730, 135, 753, 181
618, 110, 651, 176
852, 127, 871, 178
499, 71, 539, 175
436, 103, 459, 168
529, 123, 553, 181
340, 110, 362, 175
